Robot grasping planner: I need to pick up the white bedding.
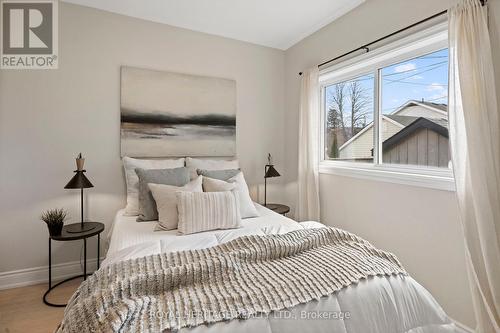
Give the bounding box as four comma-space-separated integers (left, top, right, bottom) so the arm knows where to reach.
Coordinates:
105, 204, 303, 264
104, 205, 462, 333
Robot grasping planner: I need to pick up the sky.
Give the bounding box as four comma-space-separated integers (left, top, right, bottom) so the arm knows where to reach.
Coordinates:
381, 48, 448, 114
325, 48, 449, 123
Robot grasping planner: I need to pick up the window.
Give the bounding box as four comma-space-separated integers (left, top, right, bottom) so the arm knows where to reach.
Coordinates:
325, 74, 374, 162
381, 49, 449, 168
319, 24, 454, 191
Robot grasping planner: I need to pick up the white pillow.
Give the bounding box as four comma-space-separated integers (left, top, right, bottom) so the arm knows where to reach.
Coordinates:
176, 191, 241, 235
185, 157, 239, 180
202, 177, 237, 192
148, 176, 203, 230
202, 172, 259, 219
122, 156, 185, 216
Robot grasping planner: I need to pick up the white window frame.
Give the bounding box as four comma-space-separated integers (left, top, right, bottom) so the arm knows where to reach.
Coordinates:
318, 22, 455, 191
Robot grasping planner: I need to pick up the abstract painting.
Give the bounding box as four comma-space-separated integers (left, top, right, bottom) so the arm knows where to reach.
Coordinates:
120, 66, 236, 157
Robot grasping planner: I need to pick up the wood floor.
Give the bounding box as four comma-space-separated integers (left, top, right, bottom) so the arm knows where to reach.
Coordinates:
0, 279, 82, 333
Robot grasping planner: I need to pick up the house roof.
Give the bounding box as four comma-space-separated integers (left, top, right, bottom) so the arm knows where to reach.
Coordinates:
382, 117, 449, 151
386, 114, 448, 129
338, 100, 449, 152
391, 100, 448, 116
385, 115, 419, 127
419, 101, 447, 112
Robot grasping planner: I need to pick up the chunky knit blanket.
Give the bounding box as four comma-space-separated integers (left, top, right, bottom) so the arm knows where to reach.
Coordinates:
57, 227, 406, 333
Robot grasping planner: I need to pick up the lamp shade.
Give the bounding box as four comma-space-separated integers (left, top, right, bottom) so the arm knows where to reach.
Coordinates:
64, 171, 94, 189
264, 165, 281, 178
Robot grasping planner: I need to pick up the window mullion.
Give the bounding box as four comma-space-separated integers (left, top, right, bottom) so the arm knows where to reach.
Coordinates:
373, 68, 382, 166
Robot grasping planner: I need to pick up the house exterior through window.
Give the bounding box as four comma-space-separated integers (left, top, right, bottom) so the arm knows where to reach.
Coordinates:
337, 100, 450, 168
319, 23, 454, 191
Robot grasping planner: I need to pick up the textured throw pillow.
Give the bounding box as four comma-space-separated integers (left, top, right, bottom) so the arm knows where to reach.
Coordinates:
148, 176, 203, 231
122, 156, 185, 216
202, 172, 259, 219
185, 157, 239, 179
135, 167, 190, 221
176, 190, 241, 235
197, 168, 240, 181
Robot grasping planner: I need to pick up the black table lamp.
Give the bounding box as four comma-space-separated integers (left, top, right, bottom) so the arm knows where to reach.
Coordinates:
264, 153, 280, 206
64, 153, 95, 233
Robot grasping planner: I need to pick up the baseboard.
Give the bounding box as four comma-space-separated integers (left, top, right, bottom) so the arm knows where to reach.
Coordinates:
0, 257, 105, 290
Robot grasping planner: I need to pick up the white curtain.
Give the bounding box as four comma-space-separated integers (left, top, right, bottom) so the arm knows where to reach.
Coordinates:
296, 67, 320, 221
448, 1, 500, 331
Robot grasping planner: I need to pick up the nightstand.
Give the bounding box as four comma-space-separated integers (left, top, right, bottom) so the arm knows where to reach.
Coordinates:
264, 204, 290, 216
43, 222, 104, 307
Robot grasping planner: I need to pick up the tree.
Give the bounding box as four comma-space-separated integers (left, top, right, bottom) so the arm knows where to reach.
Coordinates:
327, 107, 341, 129
327, 83, 347, 159
329, 134, 339, 158
348, 80, 370, 136
329, 82, 348, 141
328, 80, 370, 140
326, 79, 371, 159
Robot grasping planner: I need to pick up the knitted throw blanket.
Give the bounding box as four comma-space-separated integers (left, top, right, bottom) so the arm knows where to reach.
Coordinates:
57, 227, 406, 333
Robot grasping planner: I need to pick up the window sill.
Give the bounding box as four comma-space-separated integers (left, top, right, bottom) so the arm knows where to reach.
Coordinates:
318, 162, 455, 192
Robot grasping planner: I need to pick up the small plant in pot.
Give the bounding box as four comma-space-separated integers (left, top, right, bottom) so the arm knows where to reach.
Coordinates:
41, 208, 67, 236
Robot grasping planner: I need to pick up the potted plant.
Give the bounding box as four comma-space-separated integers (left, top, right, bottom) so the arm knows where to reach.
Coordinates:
41, 208, 67, 236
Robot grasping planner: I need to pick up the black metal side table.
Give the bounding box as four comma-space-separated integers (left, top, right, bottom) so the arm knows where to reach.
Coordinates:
43, 222, 105, 307
265, 204, 291, 216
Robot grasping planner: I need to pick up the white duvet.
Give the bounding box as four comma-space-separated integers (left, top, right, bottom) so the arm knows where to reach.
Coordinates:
103, 205, 462, 333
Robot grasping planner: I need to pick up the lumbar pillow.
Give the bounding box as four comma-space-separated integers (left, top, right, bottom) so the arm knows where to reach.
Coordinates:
176, 190, 241, 235
148, 176, 203, 231
202, 172, 259, 219
196, 168, 240, 181
122, 156, 185, 216
135, 167, 190, 221
185, 157, 239, 179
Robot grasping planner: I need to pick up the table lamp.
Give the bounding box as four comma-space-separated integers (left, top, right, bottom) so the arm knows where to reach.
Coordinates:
264, 153, 280, 206
64, 153, 95, 233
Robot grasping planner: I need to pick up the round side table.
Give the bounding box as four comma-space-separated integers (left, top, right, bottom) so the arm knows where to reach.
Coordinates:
264, 204, 291, 216
43, 222, 105, 307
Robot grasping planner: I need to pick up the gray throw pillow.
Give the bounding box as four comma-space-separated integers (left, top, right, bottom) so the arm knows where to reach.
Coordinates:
196, 168, 240, 181
135, 167, 190, 221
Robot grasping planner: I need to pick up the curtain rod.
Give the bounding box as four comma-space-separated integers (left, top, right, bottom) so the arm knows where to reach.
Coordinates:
298, 0, 486, 76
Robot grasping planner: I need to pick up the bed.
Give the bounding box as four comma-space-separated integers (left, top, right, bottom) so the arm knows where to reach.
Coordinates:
88, 204, 462, 333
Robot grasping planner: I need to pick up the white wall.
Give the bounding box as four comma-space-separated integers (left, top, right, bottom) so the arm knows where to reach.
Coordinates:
0, 3, 286, 273
283, 0, 492, 328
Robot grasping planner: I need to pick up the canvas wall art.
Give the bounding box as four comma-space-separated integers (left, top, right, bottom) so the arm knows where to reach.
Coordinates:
120, 67, 236, 157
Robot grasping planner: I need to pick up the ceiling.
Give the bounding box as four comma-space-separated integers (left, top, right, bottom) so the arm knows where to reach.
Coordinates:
62, 0, 365, 50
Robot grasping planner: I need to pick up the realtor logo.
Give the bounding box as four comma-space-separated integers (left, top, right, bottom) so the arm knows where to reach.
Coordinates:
1, 0, 58, 69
